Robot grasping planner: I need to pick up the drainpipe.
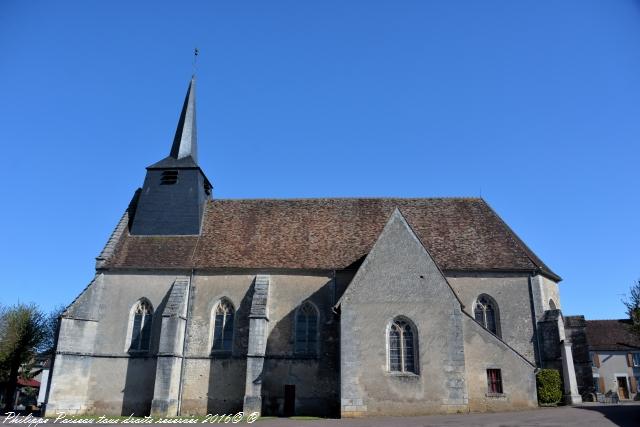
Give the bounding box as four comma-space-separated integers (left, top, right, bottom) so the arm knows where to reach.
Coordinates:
332, 270, 337, 306
177, 269, 195, 416
528, 272, 543, 368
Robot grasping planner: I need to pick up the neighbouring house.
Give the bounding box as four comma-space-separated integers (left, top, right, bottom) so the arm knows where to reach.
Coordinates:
45, 76, 584, 418
586, 319, 640, 400
36, 356, 52, 407
14, 378, 40, 412
0, 354, 51, 413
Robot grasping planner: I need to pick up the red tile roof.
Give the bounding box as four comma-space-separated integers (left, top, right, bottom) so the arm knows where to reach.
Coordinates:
17, 378, 40, 388
586, 319, 640, 351
105, 198, 559, 280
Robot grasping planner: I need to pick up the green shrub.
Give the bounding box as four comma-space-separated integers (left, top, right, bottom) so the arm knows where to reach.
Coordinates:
536, 369, 563, 405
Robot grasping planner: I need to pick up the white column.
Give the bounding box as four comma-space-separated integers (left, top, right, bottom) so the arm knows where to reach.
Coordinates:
561, 339, 582, 404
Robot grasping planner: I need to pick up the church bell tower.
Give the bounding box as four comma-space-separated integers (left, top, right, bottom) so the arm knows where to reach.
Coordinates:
130, 77, 212, 235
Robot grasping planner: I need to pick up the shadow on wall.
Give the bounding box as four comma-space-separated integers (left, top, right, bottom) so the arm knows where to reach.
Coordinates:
259, 279, 340, 418
538, 311, 563, 375
121, 291, 170, 416
206, 281, 253, 414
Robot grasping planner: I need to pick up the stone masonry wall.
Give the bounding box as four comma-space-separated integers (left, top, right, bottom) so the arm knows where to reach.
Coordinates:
463, 316, 538, 412
340, 210, 467, 417
446, 272, 537, 364
180, 272, 339, 417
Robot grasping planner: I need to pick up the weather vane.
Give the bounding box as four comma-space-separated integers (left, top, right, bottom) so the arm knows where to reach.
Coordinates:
192, 47, 199, 76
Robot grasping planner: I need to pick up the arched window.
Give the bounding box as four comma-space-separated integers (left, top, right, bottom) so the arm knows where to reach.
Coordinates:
295, 302, 319, 355
388, 318, 418, 374
474, 295, 500, 337
549, 299, 557, 310
212, 299, 235, 352
130, 299, 153, 352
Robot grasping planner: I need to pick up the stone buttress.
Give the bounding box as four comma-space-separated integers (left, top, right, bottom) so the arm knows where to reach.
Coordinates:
151, 278, 190, 416
243, 275, 271, 415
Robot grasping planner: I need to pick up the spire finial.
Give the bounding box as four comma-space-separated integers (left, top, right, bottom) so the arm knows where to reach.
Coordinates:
192, 47, 199, 76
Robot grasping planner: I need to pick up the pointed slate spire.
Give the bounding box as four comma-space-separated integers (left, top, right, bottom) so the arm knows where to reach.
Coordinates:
132, 76, 212, 235
169, 76, 198, 163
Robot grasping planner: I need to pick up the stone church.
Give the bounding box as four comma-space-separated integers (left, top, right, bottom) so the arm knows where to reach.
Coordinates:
45, 77, 582, 418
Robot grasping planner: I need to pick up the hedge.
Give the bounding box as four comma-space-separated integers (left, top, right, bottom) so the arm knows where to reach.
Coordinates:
536, 369, 563, 405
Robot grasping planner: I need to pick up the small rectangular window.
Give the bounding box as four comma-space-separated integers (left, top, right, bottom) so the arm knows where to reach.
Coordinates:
633, 353, 640, 367
593, 376, 600, 393
487, 369, 503, 394
160, 170, 179, 185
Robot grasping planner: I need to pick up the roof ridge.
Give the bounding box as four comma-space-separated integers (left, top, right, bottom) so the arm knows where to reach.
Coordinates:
208, 197, 484, 202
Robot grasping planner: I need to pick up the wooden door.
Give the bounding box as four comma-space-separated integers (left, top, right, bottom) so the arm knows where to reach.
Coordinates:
617, 376, 629, 399
284, 384, 295, 417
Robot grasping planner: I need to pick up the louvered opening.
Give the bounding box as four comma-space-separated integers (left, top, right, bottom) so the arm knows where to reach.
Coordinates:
160, 170, 178, 185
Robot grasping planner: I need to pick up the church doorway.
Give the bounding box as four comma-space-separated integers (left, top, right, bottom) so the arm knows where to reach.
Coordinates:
283, 385, 296, 417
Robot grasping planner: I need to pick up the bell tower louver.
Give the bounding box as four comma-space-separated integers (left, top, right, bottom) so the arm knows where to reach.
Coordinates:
130, 77, 212, 236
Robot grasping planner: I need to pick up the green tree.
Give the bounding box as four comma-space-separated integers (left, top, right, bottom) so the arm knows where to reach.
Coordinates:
622, 279, 640, 335
0, 303, 60, 411
42, 305, 65, 355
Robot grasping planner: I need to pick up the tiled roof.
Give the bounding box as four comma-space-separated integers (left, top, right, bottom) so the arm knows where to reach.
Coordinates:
17, 377, 40, 388
104, 198, 559, 280
586, 319, 640, 351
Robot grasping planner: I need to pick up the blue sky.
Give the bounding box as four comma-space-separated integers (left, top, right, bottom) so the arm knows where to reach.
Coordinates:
0, 1, 638, 319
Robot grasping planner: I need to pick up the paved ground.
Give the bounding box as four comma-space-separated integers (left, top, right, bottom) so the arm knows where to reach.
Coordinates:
255, 402, 640, 427
25, 403, 639, 427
